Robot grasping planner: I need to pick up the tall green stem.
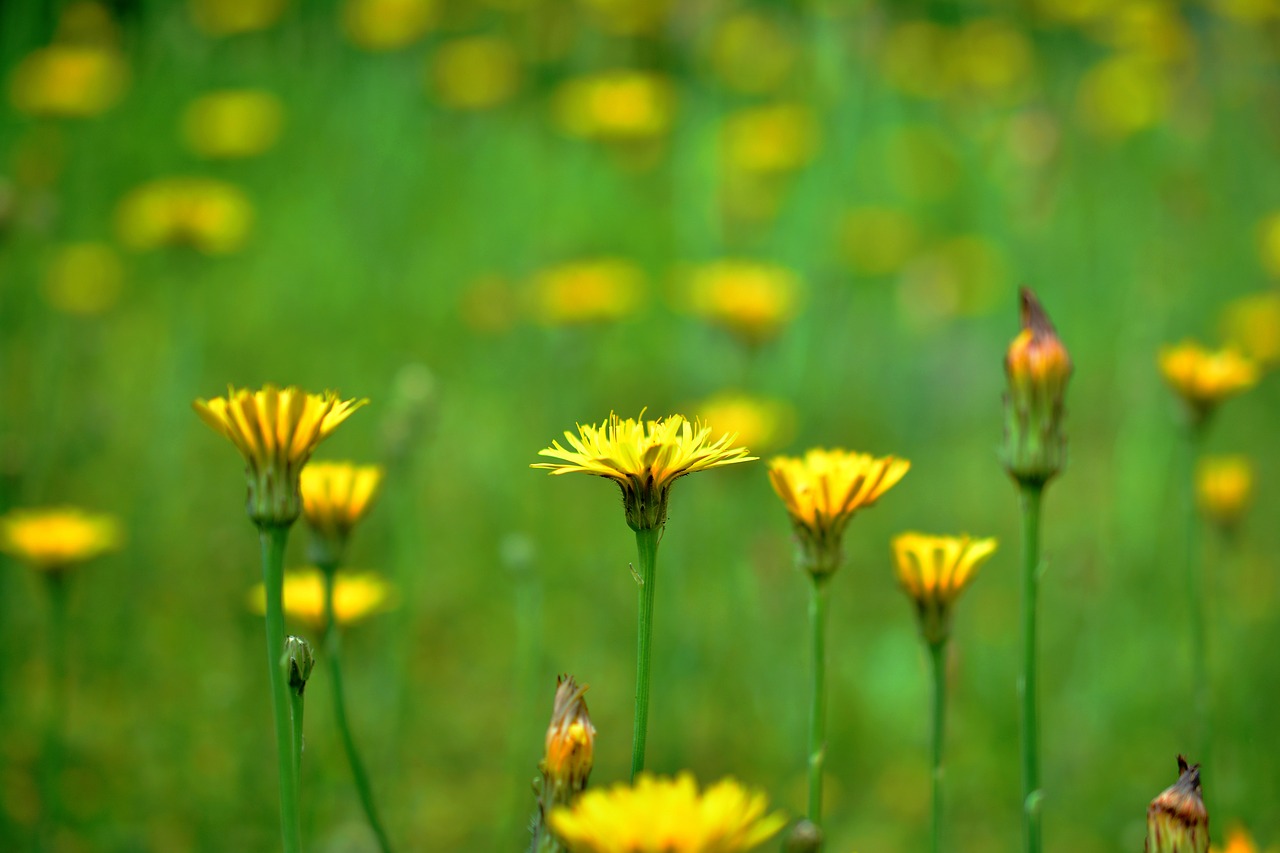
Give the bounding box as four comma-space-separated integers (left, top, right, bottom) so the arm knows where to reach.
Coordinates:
324, 569, 394, 853
259, 525, 303, 853
1019, 483, 1044, 853
807, 575, 829, 825
1183, 423, 1208, 755
39, 572, 70, 849
928, 640, 947, 853
630, 527, 660, 779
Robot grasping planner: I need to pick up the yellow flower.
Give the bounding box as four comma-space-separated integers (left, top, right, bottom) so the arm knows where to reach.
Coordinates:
8, 45, 128, 118
837, 207, 921, 277
529, 258, 646, 326
428, 36, 522, 111
194, 385, 366, 526
189, 0, 287, 36
1213, 826, 1260, 853
1196, 456, 1253, 532
768, 449, 910, 577
1076, 55, 1169, 141
1220, 291, 1280, 367
115, 177, 254, 255
541, 675, 595, 795
706, 11, 798, 95
41, 242, 125, 315
533, 413, 755, 531
578, 0, 670, 36
342, 0, 434, 52
1158, 340, 1259, 425
0, 507, 122, 572
250, 568, 393, 629
949, 18, 1035, 103
721, 103, 819, 175
553, 72, 674, 143
301, 461, 384, 563
892, 533, 997, 644
682, 260, 803, 346
693, 392, 794, 456
181, 89, 284, 159
550, 773, 786, 853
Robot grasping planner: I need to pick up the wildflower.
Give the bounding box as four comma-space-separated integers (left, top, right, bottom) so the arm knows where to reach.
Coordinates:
542, 675, 595, 794
250, 568, 393, 630
0, 507, 121, 573
1076, 55, 1169, 141
529, 258, 646, 326
553, 72, 674, 143
342, 0, 434, 52
694, 392, 794, 455
1212, 826, 1259, 853
1003, 287, 1072, 486
768, 449, 910, 577
879, 19, 950, 100
893, 533, 997, 644
8, 45, 128, 118
428, 36, 521, 111
189, 0, 287, 36
181, 89, 284, 159
1196, 456, 1253, 533
1158, 341, 1258, 428
1146, 756, 1208, 853
1220, 291, 1280, 367
721, 103, 819, 176
193, 385, 366, 527
705, 11, 798, 96
534, 414, 754, 532
41, 242, 124, 315
949, 19, 1035, 103
682, 260, 803, 347
550, 773, 786, 853
837, 207, 920, 277
115, 177, 253, 255
301, 461, 384, 566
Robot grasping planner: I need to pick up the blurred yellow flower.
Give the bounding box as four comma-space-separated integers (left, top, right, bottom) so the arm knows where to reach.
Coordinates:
181, 89, 284, 159
837, 206, 921, 276
301, 461, 384, 556
1158, 341, 1259, 422
1212, 826, 1262, 853
879, 19, 950, 99
1098, 2, 1195, 65
768, 449, 910, 577
57, 2, 122, 47
554, 72, 674, 142
0, 507, 122, 572
893, 532, 997, 643
1076, 55, 1168, 140
1220, 291, 1280, 366
1213, 0, 1280, 22
549, 773, 786, 853
706, 11, 799, 95
682, 260, 803, 346
950, 19, 1035, 101
1256, 212, 1280, 279
115, 177, 253, 255
897, 235, 1007, 326
1196, 456, 1253, 532
190, 0, 287, 36
529, 258, 646, 326
578, 0, 671, 37
342, 0, 434, 52
250, 568, 393, 629
8, 45, 128, 118
694, 392, 794, 456
429, 36, 521, 111
533, 413, 754, 531
41, 242, 124, 315
722, 103, 818, 175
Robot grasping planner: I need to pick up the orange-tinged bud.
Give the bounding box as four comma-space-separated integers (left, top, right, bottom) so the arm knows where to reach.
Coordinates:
542, 675, 595, 792
1146, 756, 1209, 853
1003, 287, 1072, 486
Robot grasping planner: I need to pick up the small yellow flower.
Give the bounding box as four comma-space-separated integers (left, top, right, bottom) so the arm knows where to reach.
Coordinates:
342, 0, 434, 52
892, 533, 997, 644
705, 11, 799, 96
1213, 826, 1260, 853
250, 568, 393, 629
115, 177, 254, 255
0, 507, 122, 572
1158, 340, 1259, 425
8, 45, 128, 118
721, 103, 819, 176
694, 392, 794, 456
194, 385, 366, 526
41, 242, 125, 315
1220, 291, 1280, 367
549, 773, 786, 853
189, 0, 287, 36
533, 413, 755, 531
301, 461, 384, 563
181, 89, 284, 159
529, 258, 646, 326
837, 207, 921, 276
428, 36, 522, 111
553, 72, 674, 143
542, 675, 595, 794
682, 260, 803, 347
1076, 55, 1169, 141
768, 449, 910, 577
1196, 456, 1253, 532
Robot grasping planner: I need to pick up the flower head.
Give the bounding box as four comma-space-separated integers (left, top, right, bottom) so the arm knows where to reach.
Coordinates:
892, 532, 997, 644
1159, 341, 1259, 427
529, 258, 646, 326
301, 461, 384, 565
250, 568, 393, 630
554, 72, 675, 143
534, 413, 754, 531
1196, 456, 1253, 534
428, 36, 521, 111
549, 773, 786, 853
768, 449, 910, 577
694, 392, 795, 455
1003, 287, 1072, 486
542, 675, 596, 796
682, 261, 803, 347
194, 385, 366, 526
181, 89, 284, 160
0, 507, 122, 573
8, 45, 128, 118
342, 0, 434, 51
1212, 827, 1259, 853
1146, 755, 1208, 853
115, 177, 254, 255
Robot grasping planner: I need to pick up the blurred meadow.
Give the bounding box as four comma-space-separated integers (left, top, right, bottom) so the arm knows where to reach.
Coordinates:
2, 0, 1280, 850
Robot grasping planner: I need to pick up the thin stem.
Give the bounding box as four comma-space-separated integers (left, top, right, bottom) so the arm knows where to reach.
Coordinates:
1184, 421, 1212, 811
630, 526, 660, 779
928, 639, 948, 853
290, 690, 305, 785
1019, 483, 1044, 853
39, 571, 70, 848
259, 526, 303, 853
807, 574, 829, 825
324, 569, 394, 853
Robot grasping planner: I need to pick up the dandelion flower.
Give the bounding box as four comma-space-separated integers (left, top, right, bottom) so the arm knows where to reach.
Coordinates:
342, 0, 434, 52
250, 568, 393, 629
428, 36, 521, 111
301, 461, 383, 564
181, 89, 284, 160
0, 507, 121, 572
1159, 340, 1258, 426
694, 392, 794, 455
682, 260, 803, 347
1196, 456, 1253, 533
554, 72, 674, 143
8, 45, 128, 118
893, 533, 997, 644
115, 177, 254, 255
529, 258, 646, 326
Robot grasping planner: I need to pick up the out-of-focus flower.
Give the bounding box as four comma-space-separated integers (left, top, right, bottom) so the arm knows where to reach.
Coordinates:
1146, 756, 1208, 853
190, 0, 288, 36
1211, 826, 1261, 853
1158, 341, 1258, 426
549, 773, 786, 853
1076, 55, 1169, 140
1196, 456, 1253, 533
8, 45, 128, 118
41, 242, 124, 315
693, 392, 795, 456
722, 104, 818, 176
578, 0, 671, 37
706, 11, 799, 95
882, 124, 960, 202
1256, 213, 1280, 280
1220, 291, 1280, 367
892, 533, 997, 644
428, 36, 521, 111
57, 2, 122, 46
1212, 0, 1280, 22
681, 260, 803, 346
879, 19, 950, 99
0, 507, 122, 573
459, 275, 519, 333
897, 236, 1007, 326
342, 0, 434, 52
1003, 288, 1072, 486
542, 675, 595, 794
553, 72, 674, 143
115, 178, 253, 255
181, 90, 284, 159
836, 207, 920, 276
1033, 0, 1110, 26
301, 461, 384, 565
1096, 3, 1195, 66
949, 19, 1035, 102
529, 258, 646, 326
250, 568, 394, 629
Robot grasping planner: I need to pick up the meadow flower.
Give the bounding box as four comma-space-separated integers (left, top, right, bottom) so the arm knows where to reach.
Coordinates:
721, 104, 819, 176
250, 568, 393, 630
534, 413, 754, 532
549, 773, 786, 853
705, 11, 799, 96
682, 260, 804, 347
1003, 287, 1072, 486
768, 449, 910, 577
542, 675, 596, 795
1212, 827, 1260, 853
342, 0, 433, 51
1076, 55, 1169, 141
428, 36, 521, 111
194, 385, 366, 527
115, 177, 254, 255
189, 0, 287, 36
1146, 756, 1208, 853
529, 258, 646, 326
181, 89, 284, 159
1220, 291, 1280, 367
837, 206, 921, 276
8, 45, 128, 118
1196, 456, 1253, 533
553, 72, 674, 143
1158, 341, 1258, 427
0, 507, 121, 572
693, 392, 794, 455
41, 242, 124, 315
301, 461, 384, 565
893, 533, 997, 644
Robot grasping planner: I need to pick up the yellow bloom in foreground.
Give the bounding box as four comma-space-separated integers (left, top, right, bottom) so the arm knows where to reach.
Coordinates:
533, 413, 754, 531
768, 449, 910, 577
301, 461, 384, 562
683, 260, 803, 346
1159, 341, 1259, 425
550, 773, 786, 853
0, 507, 122, 572
115, 177, 253, 255
893, 533, 997, 644
529, 258, 646, 326
8, 45, 128, 118
1196, 456, 1253, 532
250, 568, 393, 629
194, 385, 366, 526
181, 89, 284, 160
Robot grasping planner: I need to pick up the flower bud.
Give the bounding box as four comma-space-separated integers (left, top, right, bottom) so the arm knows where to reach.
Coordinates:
1003, 287, 1072, 487
1146, 755, 1208, 853
283, 635, 315, 697
542, 675, 595, 795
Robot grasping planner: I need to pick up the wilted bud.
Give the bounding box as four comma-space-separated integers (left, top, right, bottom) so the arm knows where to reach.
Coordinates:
529, 675, 595, 853
1146, 756, 1208, 853
283, 635, 315, 697
782, 819, 824, 852
1003, 287, 1072, 487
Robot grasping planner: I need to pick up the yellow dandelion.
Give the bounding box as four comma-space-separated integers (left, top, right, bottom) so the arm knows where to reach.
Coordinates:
529, 258, 646, 326
892, 533, 997, 644
301, 461, 384, 563
541, 675, 596, 793
8, 45, 128, 118
41, 241, 125, 315
342, 0, 434, 52
189, 0, 287, 36
1212, 826, 1260, 853
705, 11, 798, 96
879, 19, 951, 100
549, 773, 786, 853
682, 260, 803, 347
181, 89, 284, 160
949, 18, 1035, 103
194, 385, 366, 527
250, 568, 393, 630
1220, 291, 1280, 367
768, 449, 910, 577
533, 413, 754, 532
0, 507, 122, 572
721, 103, 819, 176
1076, 55, 1169, 141
428, 36, 522, 111
1196, 456, 1253, 533
1158, 340, 1259, 425
837, 206, 921, 277
115, 177, 253, 255
553, 72, 674, 143
578, 0, 670, 37
693, 392, 794, 456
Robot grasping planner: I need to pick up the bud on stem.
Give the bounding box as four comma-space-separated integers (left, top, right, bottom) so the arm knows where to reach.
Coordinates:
1146, 755, 1208, 853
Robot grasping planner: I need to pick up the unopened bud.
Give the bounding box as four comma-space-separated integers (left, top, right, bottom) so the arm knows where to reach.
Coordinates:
542, 675, 595, 794
1003, 287, 1072, 487
783, 819, 824, 852
1146, 755, 1208, 853
284, 635, 315, 697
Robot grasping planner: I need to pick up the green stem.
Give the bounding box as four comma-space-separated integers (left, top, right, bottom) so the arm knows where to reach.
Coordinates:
630, 527, 660, 779
1019, 483, 1044, 853
324, 569, 394, 853
259, 526, 303, 853
39, 571, 70, 848
1184, 422, 1212, 810
928, 640, 947, 853
807, 574, 829, 826
290, 690, 305, 785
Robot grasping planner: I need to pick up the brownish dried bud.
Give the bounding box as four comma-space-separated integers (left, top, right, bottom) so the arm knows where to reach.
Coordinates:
1146, 755, 1209, 853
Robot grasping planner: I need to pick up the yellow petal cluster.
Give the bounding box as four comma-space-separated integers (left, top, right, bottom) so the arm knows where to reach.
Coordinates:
0, 507, 122, 572
301, 461, 384, 554
342, 0, 434, 52
250, 568, 393, 629
8, 45, 128, 118
189, 0, 287, 36
428, 36, 521, 111
181, 89, 284, 160
554, 72, 674, 143
683, 260, 803, 346
1196, 456, 1253, 532
550, 773, 786, 853
893, 532, 996, 644
115, 177, 254, 255
1158, 341, 1259, 420
529, 258, 646, 326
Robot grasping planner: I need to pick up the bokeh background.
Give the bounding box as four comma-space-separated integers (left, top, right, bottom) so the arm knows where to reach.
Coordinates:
2, 0, 1279, 850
